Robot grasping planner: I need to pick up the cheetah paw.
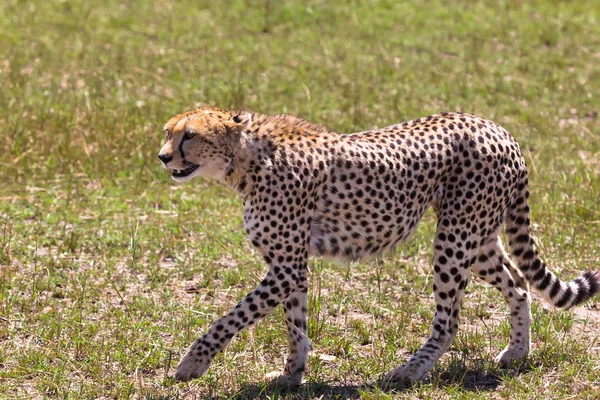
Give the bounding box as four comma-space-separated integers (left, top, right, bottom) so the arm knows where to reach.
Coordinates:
173, 352, 211, 382
495, 346, 529, 368
381, 365, 420, 389
264, 370, 303, 387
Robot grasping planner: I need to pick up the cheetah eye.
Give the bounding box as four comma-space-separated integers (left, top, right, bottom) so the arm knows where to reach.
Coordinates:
183, 131, 196, 141
164, 130, 172, 141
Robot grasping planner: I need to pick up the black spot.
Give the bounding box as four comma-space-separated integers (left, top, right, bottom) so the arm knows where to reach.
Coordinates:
536, 272, 552, 291
514, 234, 529, 243
555, 287, 573, 308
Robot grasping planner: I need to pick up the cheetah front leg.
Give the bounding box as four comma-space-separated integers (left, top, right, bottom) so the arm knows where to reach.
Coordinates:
174, 266, 302, 382
264, 287, 310, 386
383, 225, 479, 387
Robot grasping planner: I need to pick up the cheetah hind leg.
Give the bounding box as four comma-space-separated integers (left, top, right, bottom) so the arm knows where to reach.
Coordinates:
472, 237, 532, 366
382, 226, 479, 388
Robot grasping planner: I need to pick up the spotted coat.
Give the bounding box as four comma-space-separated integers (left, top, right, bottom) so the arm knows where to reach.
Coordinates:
157, 106, 599, 386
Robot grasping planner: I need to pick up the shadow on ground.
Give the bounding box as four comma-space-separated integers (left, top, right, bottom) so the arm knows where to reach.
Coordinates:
224, 381, 364, 400
206, 365, 531, 399
434, 360, 533, 392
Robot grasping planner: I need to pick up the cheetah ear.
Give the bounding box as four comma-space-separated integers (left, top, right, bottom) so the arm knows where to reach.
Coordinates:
225, 112, 252, 135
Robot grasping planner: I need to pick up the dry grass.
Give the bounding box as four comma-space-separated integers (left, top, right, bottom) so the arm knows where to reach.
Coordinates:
1, 0, 600, 398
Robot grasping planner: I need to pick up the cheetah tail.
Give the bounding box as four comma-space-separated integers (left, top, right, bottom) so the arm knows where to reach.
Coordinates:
504, 181, 600, 309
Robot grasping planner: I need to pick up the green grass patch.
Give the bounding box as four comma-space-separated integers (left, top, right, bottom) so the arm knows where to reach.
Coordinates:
1, 0, 599, 398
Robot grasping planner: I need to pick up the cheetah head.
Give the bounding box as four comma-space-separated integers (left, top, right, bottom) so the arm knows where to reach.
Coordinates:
158, 106, 251, 183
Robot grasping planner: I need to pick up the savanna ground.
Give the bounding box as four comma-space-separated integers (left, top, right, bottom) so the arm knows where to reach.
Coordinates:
1, 0, 599, 398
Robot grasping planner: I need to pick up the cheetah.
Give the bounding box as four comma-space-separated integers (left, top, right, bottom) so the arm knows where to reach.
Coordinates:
157, 106, 599, 387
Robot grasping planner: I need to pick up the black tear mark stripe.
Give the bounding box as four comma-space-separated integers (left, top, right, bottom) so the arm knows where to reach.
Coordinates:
179, 136, 187, 160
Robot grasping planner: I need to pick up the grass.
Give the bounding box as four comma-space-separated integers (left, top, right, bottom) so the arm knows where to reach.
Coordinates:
1, 0, 599, 398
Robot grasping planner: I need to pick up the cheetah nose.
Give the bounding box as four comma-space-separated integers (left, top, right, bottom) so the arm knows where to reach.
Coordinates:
158, 153, 172, 164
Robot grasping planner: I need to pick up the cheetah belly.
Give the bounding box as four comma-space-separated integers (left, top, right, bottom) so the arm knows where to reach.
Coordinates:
309, 185, 430, 261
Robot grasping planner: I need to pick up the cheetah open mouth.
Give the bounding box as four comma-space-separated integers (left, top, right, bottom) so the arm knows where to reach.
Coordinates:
172, 164, 200, 178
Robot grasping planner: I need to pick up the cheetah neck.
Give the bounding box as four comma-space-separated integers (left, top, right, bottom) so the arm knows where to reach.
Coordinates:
221, 135, 253, 197
221, 112, 334, 199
